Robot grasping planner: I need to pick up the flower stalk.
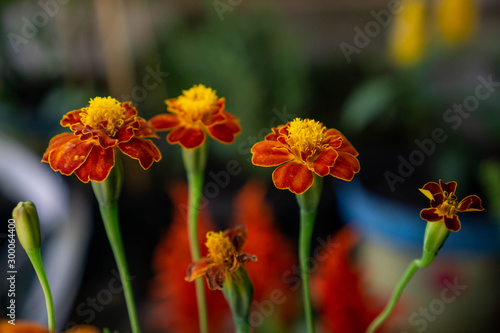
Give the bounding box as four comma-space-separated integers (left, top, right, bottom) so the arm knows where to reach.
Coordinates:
91, 153, 140, 333
12, 202, 55, 333
182, 141, 209, 333
296, 174, 323, 333
222, 267, 254, 333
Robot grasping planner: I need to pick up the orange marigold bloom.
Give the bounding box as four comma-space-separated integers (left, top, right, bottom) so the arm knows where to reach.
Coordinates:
185, 225, 257, 290
42, 97, 161, 183
251, 118, 360, 194
149, 84, 241, 149
0, 320, 100, 333
419, 179, 484, 232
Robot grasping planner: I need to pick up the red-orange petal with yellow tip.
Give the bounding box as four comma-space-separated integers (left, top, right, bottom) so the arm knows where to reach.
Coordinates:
205, 264, 226, 290
134, 118, 158, 138
167, 125, 206, 149
272, 161, 314, 194
325, 129, 359, 156
312, 148, 339, 177
251, 140, 293, 167
46, 134, 94, 176
118, 138, 162, 169
457, 195, 484, 212
444, 215, 461, 232
61, 110, 82, 127
207, 113, 241, 144
329, 151, 360, 181
42, 132, 74, 162
420, 208, 443, 222
149, 114, 180, 131
185, 258, 213, 282
121, 101, 138, 120
74, 146, 114, 183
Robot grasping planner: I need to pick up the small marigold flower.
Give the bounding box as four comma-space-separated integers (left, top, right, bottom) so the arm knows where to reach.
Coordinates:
185, 225, 257, 290
42, 97, 161, 183
149, 84, 241, 149
251, 118, 360, 194
419, 179, 484, 232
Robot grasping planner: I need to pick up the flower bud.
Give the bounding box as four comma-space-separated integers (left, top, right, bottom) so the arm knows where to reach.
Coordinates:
12, 201, 42, 253
222, 267, 254, 331
420, 220, 450, 267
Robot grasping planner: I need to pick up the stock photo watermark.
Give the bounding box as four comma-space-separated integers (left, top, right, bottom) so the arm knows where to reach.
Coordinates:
384, 74, 500, 192
402, 277, 467, 333
339, 0, 404, 63
6, 219, 17, 325
213, 0, 244, 21
120, 65, 169, 104
7, 0, 72, 54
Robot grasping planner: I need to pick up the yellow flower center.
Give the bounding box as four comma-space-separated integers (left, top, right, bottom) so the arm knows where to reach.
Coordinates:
205, 231, 238, 268
176, 84, 219, 122
285, 118, 327, 157
440, 191, 458, 217
80, 97, 125, 136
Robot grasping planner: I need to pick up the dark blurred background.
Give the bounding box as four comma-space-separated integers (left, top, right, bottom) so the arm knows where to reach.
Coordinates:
1, 0, 500, 332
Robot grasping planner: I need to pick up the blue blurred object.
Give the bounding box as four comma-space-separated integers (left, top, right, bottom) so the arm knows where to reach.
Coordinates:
334, 179, 500, 256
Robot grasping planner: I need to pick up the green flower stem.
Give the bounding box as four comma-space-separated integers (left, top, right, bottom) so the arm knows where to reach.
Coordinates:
296, 175, 323, 333
222, 268, 253, 333
26, 250, 55, 333
91, 154, 141, 333
366, 221, 446, 333
182, 142, 209, 333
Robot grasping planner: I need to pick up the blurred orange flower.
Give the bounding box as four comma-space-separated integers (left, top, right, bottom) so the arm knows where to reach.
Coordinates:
42, 97, 161, 183
419, 179, 484, 231
311, 228, 381, 333
146, 181, 231, 333
0, 320, 100, 333
149, 84, 241, 149
251, 118, 360, 194
185, 225, 257, 290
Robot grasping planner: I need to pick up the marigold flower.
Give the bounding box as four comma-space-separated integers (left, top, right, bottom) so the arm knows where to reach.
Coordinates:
251, 118, 360, 194
185, 225, 257, 290
419, 179, 484, 231
149, 84, 241, 149
42, 97, 161, 183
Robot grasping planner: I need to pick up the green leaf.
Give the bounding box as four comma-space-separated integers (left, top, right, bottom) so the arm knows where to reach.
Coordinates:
339, 77, 395, 133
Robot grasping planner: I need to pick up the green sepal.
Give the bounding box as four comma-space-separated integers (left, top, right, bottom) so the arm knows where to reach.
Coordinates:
420, 221, 449, 267
222, 267, 254, 333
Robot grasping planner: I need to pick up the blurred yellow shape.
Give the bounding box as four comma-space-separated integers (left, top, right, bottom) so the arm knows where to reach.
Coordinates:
436, 0, 478, 44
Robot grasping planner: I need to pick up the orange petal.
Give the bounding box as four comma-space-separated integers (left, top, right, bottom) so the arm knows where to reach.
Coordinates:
121, 101, 138, 120
329, 152, 360, 181
74, 146, 114, 183
61, 109, 83, 127
118, 138, 161, 169
312, 148, 338, 176
46, 134, 94, 176
185, 258, 213, 282
0, 319, 48, 332
272, 161, 314, 194
223, 224, 247, 252
325, 128, 358, 156
42, 132, 75, 162
202, 98, 226, 127
420, 208, 442, 222
457, 195, 484, 212
207, 112, 241, 144
149, 113, 180, 131
251, 141, 293, 167
134, 117, 158, 138
205, 264, 226, 290
64, 325, 101, 333
167, 125, 205, 149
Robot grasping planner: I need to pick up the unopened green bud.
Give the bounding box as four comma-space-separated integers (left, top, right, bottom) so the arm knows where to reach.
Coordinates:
12, 201, 42, 253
